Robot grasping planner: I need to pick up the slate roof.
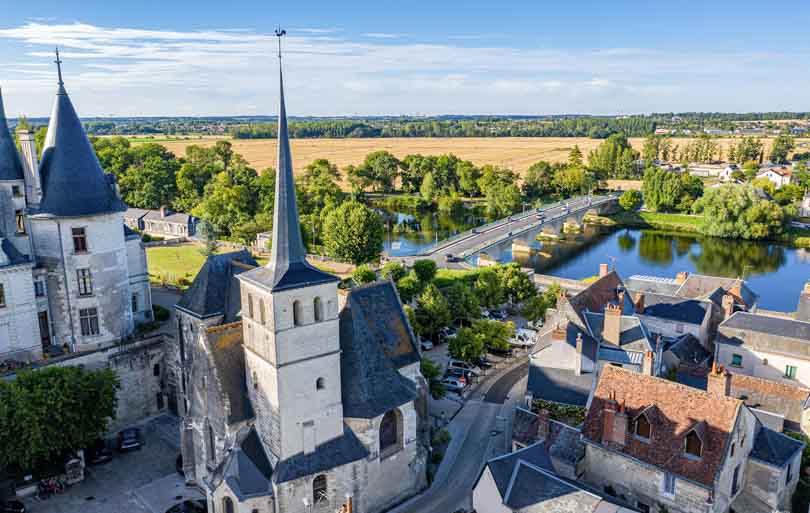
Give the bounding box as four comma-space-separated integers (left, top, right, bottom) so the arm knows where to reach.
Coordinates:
638, 293, 709, 325
721, 311, 810, 342
244, 58, 337, 292
143, 209, 194, 224
272, 425, 368, 484
567, 271, 633, 322
123, 207, 150, 220
583, 366, 742, 488
547, 420, 586, 466
35, 81, 127, 217
583, 313, 651, 351
205, 323, 254, 425
0, 88, 24, 181
666, 334, 711, 365
750, 427, 804, 468
123, 225, 140, 239
486, 442, 554, 497
0, 232, 30, 267
339, 282, 418, 418
625, 275, 682, 296
528, 365, 594, 407
513, 407, 541, 446
177, 250, 258, 321
209, 426, 273, 500
532, 321, 598, 364
677, 274, 758, 308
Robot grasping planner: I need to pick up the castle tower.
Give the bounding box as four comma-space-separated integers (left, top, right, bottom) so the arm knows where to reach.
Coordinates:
28, 50, 133, 350
238, 44, 343, 462
0, 88, 32, 257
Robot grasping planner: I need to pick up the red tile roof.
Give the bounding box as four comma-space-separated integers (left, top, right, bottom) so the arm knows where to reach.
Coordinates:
583, 366, 741, 487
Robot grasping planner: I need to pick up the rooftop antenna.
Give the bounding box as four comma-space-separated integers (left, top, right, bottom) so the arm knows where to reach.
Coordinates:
274, 27, 286, 60
54, 47, 64, 86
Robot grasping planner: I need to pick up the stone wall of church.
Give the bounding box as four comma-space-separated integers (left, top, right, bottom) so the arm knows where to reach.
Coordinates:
0, 263, 41, 361
274, 461, 358, 513
30, 213, 134, 350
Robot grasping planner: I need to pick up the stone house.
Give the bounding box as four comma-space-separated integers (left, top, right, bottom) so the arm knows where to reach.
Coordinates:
756, 166, 793, 189
580, 365, 803, 513
474, 441, 636, 513
124, 206, 197, 239
175, 59, 428, 513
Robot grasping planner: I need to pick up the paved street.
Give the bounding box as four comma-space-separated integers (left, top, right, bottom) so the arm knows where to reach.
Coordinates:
21, 416, 197, 513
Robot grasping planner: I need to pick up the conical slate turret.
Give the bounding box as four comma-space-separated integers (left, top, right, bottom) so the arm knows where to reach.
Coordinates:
0, 88, 25, 181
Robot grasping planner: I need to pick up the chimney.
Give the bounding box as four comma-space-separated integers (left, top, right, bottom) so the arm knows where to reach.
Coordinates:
551, 321, 567, 342
797, 280, 810, 322
634, 292, 645, 313
16, 129, 41, 206
601, 392, 628, 447
642, 351, 654, 376
729, 282, 742, 300
160, 205, 169, 218
574, 333, 584, 376
722, 294, 735, 318
599, 263, 609, 278
536, 409, 550, 441
675, 271, 689, 284
602, 303, 622, 345
707, 362, 731, 397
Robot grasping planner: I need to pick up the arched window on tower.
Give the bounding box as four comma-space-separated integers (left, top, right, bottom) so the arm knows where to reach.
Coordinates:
259, 299, 266, 325
380, 409, 402, 458
247, 294, 254, 319
293, 300, 303, 326
223, 497, 234, 513
313, 474, 328, 505
314, 297, 323, 322
316, 377, 325, 390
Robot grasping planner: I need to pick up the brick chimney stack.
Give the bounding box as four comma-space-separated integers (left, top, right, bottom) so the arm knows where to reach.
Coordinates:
634, 292, 645, 313
603, 303, 622, 345
602, 392, 628, 447
707, 361, 731, 397
642, 350, 654, 376
536, 409, 550, 441
675, 271, 689, 285
551, 320, 568, 342
722, 294, 735, 318
599, 263, 609, 278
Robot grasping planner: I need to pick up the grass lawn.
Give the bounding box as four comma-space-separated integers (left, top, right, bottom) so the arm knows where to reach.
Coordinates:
590, 210, 704, 233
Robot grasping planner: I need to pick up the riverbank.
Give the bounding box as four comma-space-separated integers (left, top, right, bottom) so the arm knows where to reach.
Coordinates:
586, 211, 810, 249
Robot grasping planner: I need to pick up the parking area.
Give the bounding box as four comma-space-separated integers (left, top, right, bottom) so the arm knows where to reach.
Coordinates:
19, 415, 199, 513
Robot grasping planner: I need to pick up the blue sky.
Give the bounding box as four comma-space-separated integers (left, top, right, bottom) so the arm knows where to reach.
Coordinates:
1, 0, 809, 117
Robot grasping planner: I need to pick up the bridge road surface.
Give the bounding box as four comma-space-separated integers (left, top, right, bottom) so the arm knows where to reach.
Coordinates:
388, 363, 529, 513
392, 195, 613, 269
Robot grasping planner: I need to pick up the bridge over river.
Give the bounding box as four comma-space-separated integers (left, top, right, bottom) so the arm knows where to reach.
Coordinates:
388, 194, 620, 269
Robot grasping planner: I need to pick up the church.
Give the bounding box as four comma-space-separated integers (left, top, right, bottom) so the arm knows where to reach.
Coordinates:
174, 49, 429, 513
0, 53, 152, 364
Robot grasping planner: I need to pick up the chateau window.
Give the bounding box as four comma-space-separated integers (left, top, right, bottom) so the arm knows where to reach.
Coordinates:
34, 280, 45, 297
223, 497, 234, 513
662, 473, 675, 494
380, 409, 401, 458
259, 299, 266, 325
72, 227, 88, 253
77, 268, 93, 296
0, 284, 5, 308
634, 414, 651, 440
11, 185, 21, 197
79, 307, 99, 336
787, 463, 793, 485
15, 210, 25, 234
293, 300, 303, 326
786, 365, 798, 380
314, 297, 323, 322
316, 377, 325, 390
207, 423, 215, 462
153, 364, 160, 377
684, 431, 702, 458
131, 293, 138, 313
247, 294, 254, 319
731, 354, 743, 367
313, 474, 328, 505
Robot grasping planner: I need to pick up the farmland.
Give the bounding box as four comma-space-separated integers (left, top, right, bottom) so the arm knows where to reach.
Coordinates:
140, 136, 810, 184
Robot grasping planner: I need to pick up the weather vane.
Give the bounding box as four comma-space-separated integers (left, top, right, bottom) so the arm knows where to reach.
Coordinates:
275, 27, 286, 59
54, 47, 64, 86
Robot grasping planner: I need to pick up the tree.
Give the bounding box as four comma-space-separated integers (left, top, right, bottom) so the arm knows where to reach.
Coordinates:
396, 273, 421, 303
420, 171, 437, 202
568, 145, 584, 168
619, 190, 642, 211
359, 150, 399, 193
352, 265, 377, 285
521, 282, 561, 324
448, 327, 485, 362
642, 167, 702, 212
117, 143, 180, 208
553, 166, 593, 197
472, 319, 515, 351
474, 268, 504, 309
641, 135, 662, 163
298, 159, 342, 213
413, 283, 452, 339
522, 161, 554, 199
197, 219, 219, 256
192, 168, 257, 236
587, 134, 639, 179
0, 366, 119, 469
496, 263, 536, 304
478, 165, 521, 218
769, 134, 795, 164
412, 259, 438, 284
774, 183, 804, 206
323, 201, 384, 264
443, 283, 480, 325
420, 358, 446, 399
380, 261, 407, 282
457, 160, 482, 197
692, 184, 790, 240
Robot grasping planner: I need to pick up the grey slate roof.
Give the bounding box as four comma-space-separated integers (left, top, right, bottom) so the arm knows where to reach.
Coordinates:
209, 426, 273, 500
583, 312, 650, 351
547, 420, 586, 467
339, 282, 418, 418
667, 334, 711, 365
625, 275, 682, 296
513, 408, 540, 446
722, 312, 810, 342
598, 346, 644, 366
0, 89, 24, 181
527, 365, 594, 407
638, 293, 709, 325
206, 324, 254, 425
486, 442, 554, 498
177, 250, 258, 321
677, 274, 758, 308
272, 425, 368, 484
750, 427, 804, 468
244, 59, 337, 292
533, 322, 598, 363
35, 82, 127, 217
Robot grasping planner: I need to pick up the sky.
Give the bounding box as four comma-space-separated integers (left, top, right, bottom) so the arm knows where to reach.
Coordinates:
1, 0, 809, 117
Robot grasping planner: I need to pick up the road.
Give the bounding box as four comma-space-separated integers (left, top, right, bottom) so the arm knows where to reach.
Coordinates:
392, 195, 615, 268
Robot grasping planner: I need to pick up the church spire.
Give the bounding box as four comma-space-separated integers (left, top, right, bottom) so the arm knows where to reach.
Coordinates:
260, 29, 337, 291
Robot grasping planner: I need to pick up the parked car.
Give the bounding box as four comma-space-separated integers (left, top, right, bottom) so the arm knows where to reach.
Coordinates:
488, 346, 514, 357
448, 359, 481, 376
441, 377, 467, 393
473, 356, 493, 369
87, 445, 113, 465
516, 328, 538, 341
118, 428, 142, 452
445, 253, 457, 263
420, 338, 434, 351
445, 367, 471, 380
0, 500, 25, 513
536, 212, 545, 220
439, 327, 457, 340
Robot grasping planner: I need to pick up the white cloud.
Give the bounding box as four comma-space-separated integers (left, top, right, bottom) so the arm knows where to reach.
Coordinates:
0, 21, 805, 116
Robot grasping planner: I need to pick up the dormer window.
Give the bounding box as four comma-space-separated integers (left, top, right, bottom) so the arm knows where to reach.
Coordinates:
634, 414, 651, 440
684, 430, 703, 458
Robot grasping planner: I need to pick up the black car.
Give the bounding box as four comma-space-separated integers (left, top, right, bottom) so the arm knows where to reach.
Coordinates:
473, 356, 493, 369
1, 500, 26, 513
118, 428, 142, 451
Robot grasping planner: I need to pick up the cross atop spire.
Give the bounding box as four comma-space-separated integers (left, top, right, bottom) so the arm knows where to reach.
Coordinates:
274, 27, 286, 60
54, 47, 64, 87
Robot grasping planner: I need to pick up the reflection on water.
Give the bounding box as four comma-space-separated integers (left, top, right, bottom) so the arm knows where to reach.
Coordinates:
507, 226, 809, 312
377, 204, 487, 257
